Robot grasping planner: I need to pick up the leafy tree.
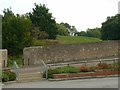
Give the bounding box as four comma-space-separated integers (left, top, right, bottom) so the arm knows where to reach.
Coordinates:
2, 8, 32, 55
29, 3, 57, 39
56, 23, 69, 36
60, 22, 78, 36
101, 14, 120, 40
30, 26, 49, 39
86, 27, 101, 38
75, 31, 86, 36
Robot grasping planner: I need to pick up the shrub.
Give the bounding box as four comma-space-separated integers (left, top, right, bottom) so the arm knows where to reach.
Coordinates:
43, 66, 79, 79
2, 71, 16, 82
89, 66, 96, 72
43, 68, 60, 79
7, 56, 23, 67
2, 71, 9, 82
58, 66, 79, 73
97, 63, 108, 69
108, 62, 120, 71
80, 65, 89, 72
8, 72, 16, 81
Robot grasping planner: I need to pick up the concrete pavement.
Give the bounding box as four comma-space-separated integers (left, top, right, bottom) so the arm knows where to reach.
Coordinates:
3, 77, 119, 88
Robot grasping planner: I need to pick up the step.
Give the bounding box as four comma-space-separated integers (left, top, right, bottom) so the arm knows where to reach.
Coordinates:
18, 72, 42, 78
17, 72, 43, 82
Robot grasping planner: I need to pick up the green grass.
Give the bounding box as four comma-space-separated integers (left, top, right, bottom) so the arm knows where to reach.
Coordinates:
56, 35, 102, 44
32, 39, 59, 46
32, 36, 102, 46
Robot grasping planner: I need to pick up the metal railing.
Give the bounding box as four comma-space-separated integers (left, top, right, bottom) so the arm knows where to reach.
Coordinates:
41, 60, 48, 79
13, 61, 19, 81
47, 57, 119, 67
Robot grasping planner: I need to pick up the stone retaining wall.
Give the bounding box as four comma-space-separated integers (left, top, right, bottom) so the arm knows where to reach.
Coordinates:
23, 41, 119, 65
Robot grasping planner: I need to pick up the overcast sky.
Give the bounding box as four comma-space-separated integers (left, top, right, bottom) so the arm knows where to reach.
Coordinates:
0, 0, 119, 31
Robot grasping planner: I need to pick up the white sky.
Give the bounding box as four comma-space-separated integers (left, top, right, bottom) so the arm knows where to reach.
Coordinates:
0, 0, 119, 31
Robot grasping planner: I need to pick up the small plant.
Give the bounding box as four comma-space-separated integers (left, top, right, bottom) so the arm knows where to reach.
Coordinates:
58, 66, 79, 73
43, 68, 60, 79
43, 65, 79, 79
97, 63, 108, 69
80, 65, 89, 72
2, 70, 16, 82
2, 72, 9, 82
89, 66, 96, 72
108, 62, 120, 71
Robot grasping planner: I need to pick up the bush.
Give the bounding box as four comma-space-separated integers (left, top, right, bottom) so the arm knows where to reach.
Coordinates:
89, 66, 96, 72
7, 56, 23, 67
8, 72, 16, 81
2, 71, 9, 82
2, 71, 16, 82
43, 66, 79, 79
80, 65, 89, 72
58, 66, 79, 73
43, 68, 60, 79
108, 62, 120, 71
97, 63, 108, 69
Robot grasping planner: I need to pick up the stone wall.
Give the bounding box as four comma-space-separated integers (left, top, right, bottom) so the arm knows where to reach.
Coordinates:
23, 41, 119, 65
0, 49, 8, 68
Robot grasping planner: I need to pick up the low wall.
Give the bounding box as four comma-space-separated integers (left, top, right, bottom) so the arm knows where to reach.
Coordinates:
0, 49, 8, 68
23, 41, 119, 65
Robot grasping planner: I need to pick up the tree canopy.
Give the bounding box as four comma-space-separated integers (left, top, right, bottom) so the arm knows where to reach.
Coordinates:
29, 3, 57, 39
2, 8, 32, 55
101, 14, 120, 40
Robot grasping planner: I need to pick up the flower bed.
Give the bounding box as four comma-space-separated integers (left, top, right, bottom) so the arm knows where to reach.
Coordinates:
43, 62, 120, 79
53, 71, 120, 79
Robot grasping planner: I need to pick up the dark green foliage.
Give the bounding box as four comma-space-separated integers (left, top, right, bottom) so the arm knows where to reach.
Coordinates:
43, 66, 79, 79
86, 28, 101, 38
2, 72, 9, 82
89, 66, 96, 72
2, 8, 33, 55
8, 72, 16, 81
108, 62, 120, 71
43, 68, 60, 79
58, 66, 79, 73
29, 3, 57, 39
75, 31, 87, 36
30, 27, 49, 39
76, 27, 101, 38
56, 23, 69, 36
7, 56, 23, 67
2, 71, 16, 82
60, 22, 78, 36
101, 14, 120, 40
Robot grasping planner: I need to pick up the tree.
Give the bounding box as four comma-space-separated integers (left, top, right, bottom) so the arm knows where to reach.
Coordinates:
86, 27, 101, 38
2, 8, 33, 55
71, 26, 77, 36
101, 14, 120, 40
75, 31, 87, 36
60, 22, 78, 36
56, 23, 69, 36
30, 26, 49, 39
29, 3, 57, 39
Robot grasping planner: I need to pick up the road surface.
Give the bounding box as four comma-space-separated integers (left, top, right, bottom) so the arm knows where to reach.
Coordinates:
3, 77, 119, 88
